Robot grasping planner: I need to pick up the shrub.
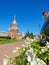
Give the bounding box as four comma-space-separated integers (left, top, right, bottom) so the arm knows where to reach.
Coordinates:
6, 42, 49, 65
39, 40, 46, 46
0, 36, 11, 40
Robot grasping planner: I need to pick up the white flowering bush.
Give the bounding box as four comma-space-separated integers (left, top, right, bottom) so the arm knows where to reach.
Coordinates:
6, 41, 49, 65
25, 48, 46, 65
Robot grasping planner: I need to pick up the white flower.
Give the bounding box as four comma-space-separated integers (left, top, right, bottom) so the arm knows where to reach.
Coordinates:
3, 58, 8, 65
30, 58, 46, 65
26, 48, 34, 62
39, 51, 42, 54
26, 37, 30, 41
12, 49, 18, 53
27, 55, 31, 62
30, 61, 34, 65
46, 41, 49, 48
30, 39, 34, 42
41, 48, 45, 53
25, 48, 46, 65
35, 58, 46, 65
26, 48, 33, 55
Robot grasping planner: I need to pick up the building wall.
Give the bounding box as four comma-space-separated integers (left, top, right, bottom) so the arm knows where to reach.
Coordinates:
8, 30, 22, 39
0, 32, 8, 36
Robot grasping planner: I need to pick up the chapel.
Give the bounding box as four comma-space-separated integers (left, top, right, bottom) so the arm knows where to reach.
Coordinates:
8, 16, 23, 39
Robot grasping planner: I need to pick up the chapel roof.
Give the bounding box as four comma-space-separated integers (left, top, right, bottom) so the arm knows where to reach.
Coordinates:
12, 16, 18, 25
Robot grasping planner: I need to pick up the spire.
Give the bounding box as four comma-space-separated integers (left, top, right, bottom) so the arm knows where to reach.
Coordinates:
14, 16, 16, 20
12, 16, 17, 25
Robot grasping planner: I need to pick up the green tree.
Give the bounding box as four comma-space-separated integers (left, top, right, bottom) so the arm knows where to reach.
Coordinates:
24, 31, 33, 39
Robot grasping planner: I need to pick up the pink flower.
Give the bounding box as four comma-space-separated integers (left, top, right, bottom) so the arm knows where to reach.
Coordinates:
42, 12, 48, 15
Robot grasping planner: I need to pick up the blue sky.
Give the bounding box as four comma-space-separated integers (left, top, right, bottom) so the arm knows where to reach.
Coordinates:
0, 0, 49, 34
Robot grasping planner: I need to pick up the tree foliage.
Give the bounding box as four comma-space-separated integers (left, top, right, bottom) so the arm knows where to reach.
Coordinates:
24, 31, 33, 39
